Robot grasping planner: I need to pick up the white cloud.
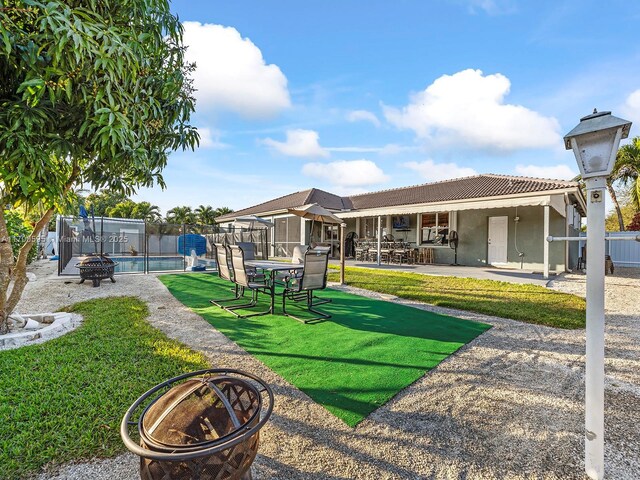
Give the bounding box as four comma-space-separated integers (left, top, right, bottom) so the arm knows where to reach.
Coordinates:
262, 129, 329, 158
197, 127, 229, 149
302, 160, 389, 187
621, 89, 640, 127
403, 160, 478, 182
514, 164, 577, 180
384, 69, 561, 151
346, 110, 381, 127
183, 22, 291, 118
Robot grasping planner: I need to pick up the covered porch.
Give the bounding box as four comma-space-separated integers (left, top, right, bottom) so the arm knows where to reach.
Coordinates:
338, 192, 584, 278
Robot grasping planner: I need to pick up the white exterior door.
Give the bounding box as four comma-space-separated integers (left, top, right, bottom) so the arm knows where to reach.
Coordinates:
488, 216, 508, 265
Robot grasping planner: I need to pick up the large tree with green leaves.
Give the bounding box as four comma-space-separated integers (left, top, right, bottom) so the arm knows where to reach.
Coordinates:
105, 199, 138, 219
605, 188, 638, 231
0, 0, 198, 333
85, 191, 128, 216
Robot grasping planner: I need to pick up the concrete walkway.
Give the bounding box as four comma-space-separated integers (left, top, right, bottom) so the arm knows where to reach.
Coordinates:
330, 259, 554, 286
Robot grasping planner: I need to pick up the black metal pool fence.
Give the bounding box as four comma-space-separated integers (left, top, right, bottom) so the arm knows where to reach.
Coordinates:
57, 216, 269, 276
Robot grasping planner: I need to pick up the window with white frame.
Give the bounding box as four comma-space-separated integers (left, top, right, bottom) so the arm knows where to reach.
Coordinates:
421, 212, 450, 245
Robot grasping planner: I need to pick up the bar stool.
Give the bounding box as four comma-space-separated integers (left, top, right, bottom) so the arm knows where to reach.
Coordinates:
418, 247, 434, 264
424, 247, 434, 264
355, 246, 368, 261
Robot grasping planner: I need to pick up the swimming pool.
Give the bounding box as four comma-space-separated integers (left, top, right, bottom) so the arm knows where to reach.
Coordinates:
111, 256, 187, 273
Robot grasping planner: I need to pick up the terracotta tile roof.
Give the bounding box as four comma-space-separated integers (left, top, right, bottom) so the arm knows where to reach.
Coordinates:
215, 188, 349, 221
216, 174, 581, 221
348, 174, 579, 210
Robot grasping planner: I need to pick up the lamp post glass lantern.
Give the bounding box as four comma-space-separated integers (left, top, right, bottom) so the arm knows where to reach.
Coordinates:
564, 109, 632, 480
565, 110, 632, 178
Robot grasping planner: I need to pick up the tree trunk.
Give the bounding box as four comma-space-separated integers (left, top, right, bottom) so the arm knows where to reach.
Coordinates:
0, 166, 79, 335
37, 226, 49, 259
606, 180, 625, 232
0, 207, 57, 333
0, 210, 16, 335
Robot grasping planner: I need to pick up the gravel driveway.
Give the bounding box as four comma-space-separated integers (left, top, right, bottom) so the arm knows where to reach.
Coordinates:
16, 261, 639, 480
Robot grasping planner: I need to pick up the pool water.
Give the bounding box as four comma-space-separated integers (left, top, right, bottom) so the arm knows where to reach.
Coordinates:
111, 256, 187, 273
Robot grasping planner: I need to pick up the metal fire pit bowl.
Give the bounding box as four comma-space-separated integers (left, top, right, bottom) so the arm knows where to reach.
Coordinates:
76, 254, 118, 287
120, 369, 274, 480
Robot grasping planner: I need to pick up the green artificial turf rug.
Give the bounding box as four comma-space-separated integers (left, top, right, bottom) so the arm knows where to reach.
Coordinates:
160, 273, 491, 427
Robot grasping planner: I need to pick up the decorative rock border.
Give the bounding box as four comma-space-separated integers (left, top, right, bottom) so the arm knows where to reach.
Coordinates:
0, 313, 81, 351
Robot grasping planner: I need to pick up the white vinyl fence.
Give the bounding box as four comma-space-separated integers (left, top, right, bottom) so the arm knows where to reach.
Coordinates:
606, 232, 640, 267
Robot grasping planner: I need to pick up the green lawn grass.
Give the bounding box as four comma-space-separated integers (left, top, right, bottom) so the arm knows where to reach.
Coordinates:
327, 266, 585, 329
160, 273, 491, 427
0, 297, 209, 480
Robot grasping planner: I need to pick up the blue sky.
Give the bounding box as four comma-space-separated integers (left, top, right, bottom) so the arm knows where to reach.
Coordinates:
134, 0, 640, 214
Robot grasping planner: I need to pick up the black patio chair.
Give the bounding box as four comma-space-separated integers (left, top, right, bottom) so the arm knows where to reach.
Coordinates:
210, 243, 245, 307
282, 249, 331, 324
223, 245, 271, 318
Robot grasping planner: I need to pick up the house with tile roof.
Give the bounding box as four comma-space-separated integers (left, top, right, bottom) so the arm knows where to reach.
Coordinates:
216, 174, 586, 275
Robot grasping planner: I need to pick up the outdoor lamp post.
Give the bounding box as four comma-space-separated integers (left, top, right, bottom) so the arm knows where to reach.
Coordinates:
564, 109, 632, 480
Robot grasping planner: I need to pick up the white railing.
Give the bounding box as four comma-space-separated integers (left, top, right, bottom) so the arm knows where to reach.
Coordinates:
547, 232, 640, 268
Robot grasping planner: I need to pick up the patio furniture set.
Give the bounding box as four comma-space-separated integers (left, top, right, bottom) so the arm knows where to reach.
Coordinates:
354, 240, 434, 265
211, 243, 332, 323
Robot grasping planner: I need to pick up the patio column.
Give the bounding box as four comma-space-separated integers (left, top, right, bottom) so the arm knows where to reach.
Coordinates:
543, 205, 550, 279
340, 223, 346, 284
377, 216, 382, 266
355, 218, 361, 237
386, 215, 392, 237
301, 218, 308, 245
565, 197, 571, 272
416, 213, 422, 244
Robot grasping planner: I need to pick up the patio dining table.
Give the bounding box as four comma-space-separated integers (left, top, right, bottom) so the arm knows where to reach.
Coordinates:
245, 260, 304, 314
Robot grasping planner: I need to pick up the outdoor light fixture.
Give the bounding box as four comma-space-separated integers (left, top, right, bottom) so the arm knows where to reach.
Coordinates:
564, 109, 632, 480
564, 109, 632, 179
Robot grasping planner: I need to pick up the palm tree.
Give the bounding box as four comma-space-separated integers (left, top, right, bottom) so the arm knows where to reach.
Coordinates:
214, 207, 234, 219
166, 206, 195, 225
605, 176, 625, 232
615, 136, 640, 211
133, 202, 162, 223
195, 205, 216, 225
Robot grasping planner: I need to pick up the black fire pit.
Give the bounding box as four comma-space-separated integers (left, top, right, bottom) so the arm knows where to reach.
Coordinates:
76, 254, 118, 287
120, 369, 274, 480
